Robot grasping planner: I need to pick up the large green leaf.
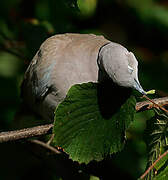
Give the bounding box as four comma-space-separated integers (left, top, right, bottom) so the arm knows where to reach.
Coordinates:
53, 82, 136, 164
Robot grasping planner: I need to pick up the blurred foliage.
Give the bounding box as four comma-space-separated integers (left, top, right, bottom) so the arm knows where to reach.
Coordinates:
77, 0, 97, 17
0, 0, 168, 179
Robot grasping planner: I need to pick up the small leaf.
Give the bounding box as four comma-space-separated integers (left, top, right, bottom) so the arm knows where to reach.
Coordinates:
90, 175, 100, 180
145, 89, 156, 95
154, 162, 168, 180
53, 82, 136, 164
154, 152, 168, 171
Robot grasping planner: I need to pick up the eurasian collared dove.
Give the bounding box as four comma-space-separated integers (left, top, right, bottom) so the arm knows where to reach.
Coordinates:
21, 33, 145, 120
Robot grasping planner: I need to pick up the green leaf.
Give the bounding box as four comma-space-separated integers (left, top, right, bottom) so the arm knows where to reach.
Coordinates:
90, 175, 100, 180
53, 82, 136, 164
144, 109, 168, 179
154, 162, 168, 180
154, 152, 168, 172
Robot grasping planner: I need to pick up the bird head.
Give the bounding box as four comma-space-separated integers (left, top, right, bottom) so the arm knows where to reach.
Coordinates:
98, 43, 146, 95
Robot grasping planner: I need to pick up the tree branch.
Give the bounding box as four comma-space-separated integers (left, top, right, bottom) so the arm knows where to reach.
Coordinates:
0, 124, 53, 143
136, 96, 168, 112
0, 44, 29, 64
0, 97, 168, 143
29, 139, 61, 154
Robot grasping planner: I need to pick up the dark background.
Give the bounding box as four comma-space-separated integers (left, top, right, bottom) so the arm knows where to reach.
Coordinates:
0, 0, 168, 179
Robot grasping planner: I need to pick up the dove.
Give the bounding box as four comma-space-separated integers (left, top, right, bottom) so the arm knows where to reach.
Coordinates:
21, 33, 145, 120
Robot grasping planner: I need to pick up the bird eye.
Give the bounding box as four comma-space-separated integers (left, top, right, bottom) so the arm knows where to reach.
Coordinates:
128, 65, 134, 74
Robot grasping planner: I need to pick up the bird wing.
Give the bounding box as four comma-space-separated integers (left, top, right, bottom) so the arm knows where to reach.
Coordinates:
21, 33, 110, 119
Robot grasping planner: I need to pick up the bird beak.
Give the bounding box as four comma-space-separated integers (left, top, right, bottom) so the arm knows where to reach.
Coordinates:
133, 78, 146, 95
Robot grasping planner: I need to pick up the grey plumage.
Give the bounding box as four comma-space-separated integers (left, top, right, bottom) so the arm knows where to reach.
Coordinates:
21, 33, 145, 120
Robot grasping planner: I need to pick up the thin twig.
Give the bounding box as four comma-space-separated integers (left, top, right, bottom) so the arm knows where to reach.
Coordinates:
47, 133, 55, 145
140, 150, 168, 179
29, 139, 61, 154
136, 96, 168, 112
0, 30, 13, 41
0, 31, 28, 63
0, 44, 28, 64
0, 124, 53, 143
143, 95, 168, 113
